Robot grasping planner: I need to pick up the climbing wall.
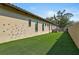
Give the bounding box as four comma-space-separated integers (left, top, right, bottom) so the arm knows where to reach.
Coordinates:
68, 23, 79, 48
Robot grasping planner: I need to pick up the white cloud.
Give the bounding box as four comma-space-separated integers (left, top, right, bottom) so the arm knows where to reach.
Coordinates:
44, 9, 79, 22
65, 8, 79, 22
45, 10, 57, 18
71, 17, 79, 22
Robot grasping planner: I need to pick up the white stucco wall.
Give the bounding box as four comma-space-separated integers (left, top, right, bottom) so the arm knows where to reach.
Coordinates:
68, 23, 79, 48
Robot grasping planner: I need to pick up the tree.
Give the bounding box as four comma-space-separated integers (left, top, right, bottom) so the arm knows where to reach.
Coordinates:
46, 10, 74, 31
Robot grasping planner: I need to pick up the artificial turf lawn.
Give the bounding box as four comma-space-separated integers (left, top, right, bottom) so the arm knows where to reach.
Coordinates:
0, 32, 79, 55
47, 32, 79, 55
0, 32, 62, 55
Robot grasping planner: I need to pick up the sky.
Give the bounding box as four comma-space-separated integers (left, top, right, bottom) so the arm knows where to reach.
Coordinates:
14, 3, 79, 22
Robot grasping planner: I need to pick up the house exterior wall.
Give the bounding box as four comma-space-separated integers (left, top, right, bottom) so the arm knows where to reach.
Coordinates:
0, 5, 51, 43
68, 23, 79, 48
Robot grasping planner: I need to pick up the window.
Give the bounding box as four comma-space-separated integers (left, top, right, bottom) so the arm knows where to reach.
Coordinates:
42, 23, 44, 31
45, 23, 46, 26
35, 20, 38, 32
28, 19, 31, 27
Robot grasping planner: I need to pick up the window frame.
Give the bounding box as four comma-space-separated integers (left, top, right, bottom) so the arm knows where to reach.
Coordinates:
42, 23, 44, 31
28, 19, 31, 27
35, 20, 38, 32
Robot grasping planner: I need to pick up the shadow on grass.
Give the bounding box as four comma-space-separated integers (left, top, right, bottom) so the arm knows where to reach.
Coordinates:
47, 32, 79, 55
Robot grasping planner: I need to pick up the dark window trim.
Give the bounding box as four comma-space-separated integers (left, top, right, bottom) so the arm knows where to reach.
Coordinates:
35, 20, 38, 32
42, 23, 44, 31
28, 19, 31, 27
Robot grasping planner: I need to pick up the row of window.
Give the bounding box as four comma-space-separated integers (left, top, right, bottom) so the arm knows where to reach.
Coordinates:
1, 19, 48, 33
28, 19, 46, 32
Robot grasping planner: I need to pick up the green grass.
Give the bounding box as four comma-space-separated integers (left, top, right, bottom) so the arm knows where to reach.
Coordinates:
47, 32, 79, 55
0, 32, 79, 55
0, 32, 62, 55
